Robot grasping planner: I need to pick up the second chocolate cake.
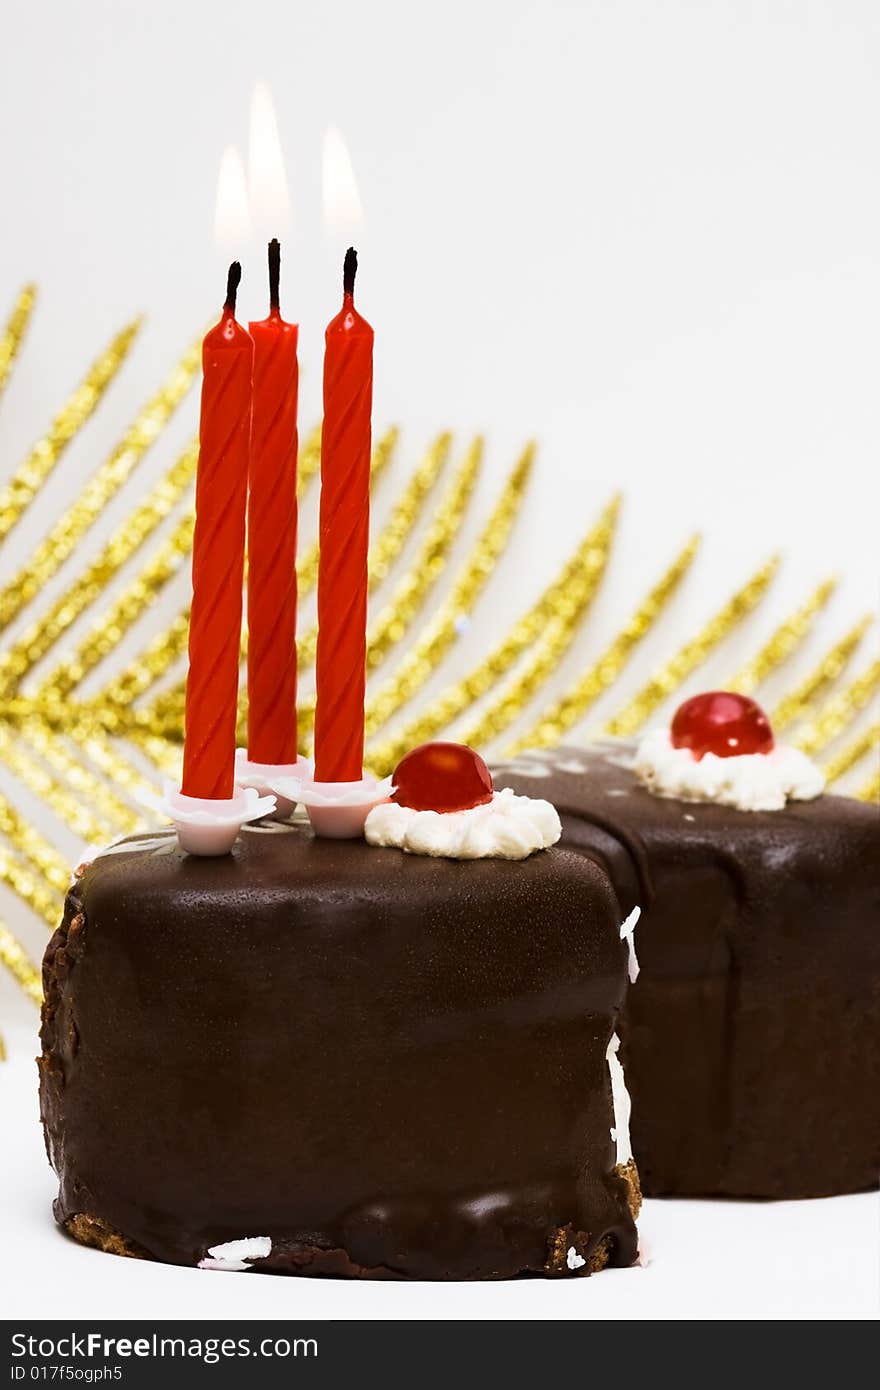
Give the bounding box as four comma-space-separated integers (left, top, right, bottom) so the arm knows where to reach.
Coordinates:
494, 730, 880, 1200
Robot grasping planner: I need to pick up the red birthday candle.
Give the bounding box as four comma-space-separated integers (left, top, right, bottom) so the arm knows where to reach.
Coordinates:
313, 248, 374, 782
247, 239, 300, 765
182, 263, 253, 800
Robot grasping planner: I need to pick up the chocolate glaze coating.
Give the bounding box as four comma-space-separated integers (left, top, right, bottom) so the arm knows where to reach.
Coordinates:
40, 824, 638, 1278
494, 743, 880, 1199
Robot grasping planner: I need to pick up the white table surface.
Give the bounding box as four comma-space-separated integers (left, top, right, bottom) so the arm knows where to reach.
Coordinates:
2, 1016, 877, 1322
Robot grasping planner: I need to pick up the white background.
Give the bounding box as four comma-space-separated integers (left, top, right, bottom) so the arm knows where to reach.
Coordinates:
2, 0, 879, 580
1, 0, 879, 1320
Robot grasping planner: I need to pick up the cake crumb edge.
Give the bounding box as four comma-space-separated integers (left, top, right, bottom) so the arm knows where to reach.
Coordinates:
64, 1213, 149, 1261
617, 1157, 642, 1218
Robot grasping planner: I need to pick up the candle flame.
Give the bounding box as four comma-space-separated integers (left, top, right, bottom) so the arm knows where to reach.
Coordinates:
214, 145, 252, 251
248, 81, 292, 237
322, 126, 364, 237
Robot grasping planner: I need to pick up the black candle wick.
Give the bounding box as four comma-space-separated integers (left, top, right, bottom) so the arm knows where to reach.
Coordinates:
268, 239, 281, 312
224, 261, 242, 314
343, 247, 358, 297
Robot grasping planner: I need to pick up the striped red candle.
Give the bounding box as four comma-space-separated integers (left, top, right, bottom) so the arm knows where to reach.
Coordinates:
246, 239, 300, 765
182, 263, 253, 800
313, 248, 374, 782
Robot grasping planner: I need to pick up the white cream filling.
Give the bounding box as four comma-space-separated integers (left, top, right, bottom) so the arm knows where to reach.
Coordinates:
606, 1032, 633, 1166
620, 906, 640, 983
364, 787, 561, 860
634, 728, 824, 811
198, 1235, 271, 1272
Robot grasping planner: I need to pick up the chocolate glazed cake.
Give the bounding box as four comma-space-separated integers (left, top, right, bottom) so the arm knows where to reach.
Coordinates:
494, 742, 880, 1200
40, 823, 639, 1278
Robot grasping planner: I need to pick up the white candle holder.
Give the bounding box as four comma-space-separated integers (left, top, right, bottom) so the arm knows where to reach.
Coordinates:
269, 770, 394, 839
161, 785, 277, 856
234, 750, 314, 820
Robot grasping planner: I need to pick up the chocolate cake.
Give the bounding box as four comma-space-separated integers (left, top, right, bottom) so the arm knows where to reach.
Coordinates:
40, 821, 640, 1279
494, 741, 880, 1200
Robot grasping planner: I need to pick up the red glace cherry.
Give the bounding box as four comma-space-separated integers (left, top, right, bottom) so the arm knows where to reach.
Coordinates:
671, 691, 775, 761
392, 741, 494, 813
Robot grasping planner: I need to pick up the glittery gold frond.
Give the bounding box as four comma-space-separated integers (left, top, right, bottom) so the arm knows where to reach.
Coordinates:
0, 724, 117, 845
0, 302, 873, 1041
0, 923, 42, 1004
71, 722, 160, 809
297, 424, 322, 497
370, 501, 641, 772
794, 661, 880, 757
0, 284, 37, 398
0, 848, 59, 930
364, 437, 482, 673
295, 439, 482, 739
0, 319, 141, 548
506, 534, 701, 756
35, 512, 194, 706
727, 577, 837, 695
821, 721, 880, 786
295, 432, 455, 672
16, 721, 141, 835
363, 442, 535, 743
367, 431, 452, 587
0, 441, 198, 697
770, 616, 873, 731
128, 731, 182, 780
455, 496, 620, 752
603, 556, 780, 738
854, 770, 880, 803
97, 611, 191, 715
0, 794, 71, 895
296, 425, 399, 598
3, 331, 198, 630
139, 682, 185, 737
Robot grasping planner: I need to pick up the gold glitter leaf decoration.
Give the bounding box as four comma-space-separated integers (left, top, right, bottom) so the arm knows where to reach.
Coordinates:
0, 441, 198, 697
455, 496, 620, 753
0, 792, 74, 895
35, 513, 195, 706
295, 432, 456, 673
367, 431, 452, 587
69, 719, 160, 808
370, 503, 637, 773
0, 922, 42, 1006
296, 424, 322, 497
12, 336, 198, 630
770, 616, 873, 732
0, 319, 141, 548
603, 556, 780, 738
296, 425, 399, 599
0, 298, 877, 1045
0, 284, 37, 398
0, 723, 119, 844
854, 770, 879, 803
794, 661, 880, 757
727, 577, 837, 695
0, 848, 60, 930
15, 721, 141, 835
506, 534, 701, 756
363, 442, 535, 743
821, 721, 880, 786
302, 437, 482, 682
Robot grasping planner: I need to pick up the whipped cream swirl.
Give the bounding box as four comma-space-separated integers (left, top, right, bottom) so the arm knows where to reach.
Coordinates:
364, 787, 561, 859
634, 729, 824, 811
